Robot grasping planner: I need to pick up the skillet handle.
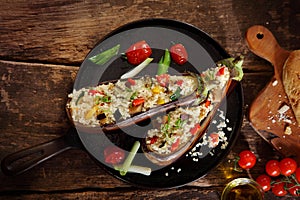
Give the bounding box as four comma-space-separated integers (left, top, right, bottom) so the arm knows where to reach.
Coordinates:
1, 128, 82, 176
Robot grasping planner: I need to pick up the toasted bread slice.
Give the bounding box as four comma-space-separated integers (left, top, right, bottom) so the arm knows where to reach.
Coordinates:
282, 50, 300, 125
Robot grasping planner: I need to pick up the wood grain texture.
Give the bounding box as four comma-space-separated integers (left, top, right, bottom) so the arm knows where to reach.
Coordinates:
0, 0, 299, 199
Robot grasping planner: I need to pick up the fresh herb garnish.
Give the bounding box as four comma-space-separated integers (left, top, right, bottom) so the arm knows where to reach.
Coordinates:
170, 87, 181, 101
75, 91, 85, 105
89, 44, 120, 65
130, 91, 138, 100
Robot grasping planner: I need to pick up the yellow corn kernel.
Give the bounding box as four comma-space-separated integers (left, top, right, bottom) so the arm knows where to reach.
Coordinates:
157, 98, 165, 105
152, 86, 163, 94
85, 106, 97, 119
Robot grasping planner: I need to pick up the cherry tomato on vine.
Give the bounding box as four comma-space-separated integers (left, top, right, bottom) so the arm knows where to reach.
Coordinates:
170, 43, 188, 65
279, 158, 297, 176
265, 159, 281, 177
287, 183, 300, 197
256, 174, 271, 192
238, 150, 257, 169
272, 180, 288, 197
125, 40, 152, 65
296, 167, 300, 183
103, 146, 125, 165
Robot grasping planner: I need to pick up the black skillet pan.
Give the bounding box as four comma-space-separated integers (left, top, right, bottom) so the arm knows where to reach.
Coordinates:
1, 19, 243, 188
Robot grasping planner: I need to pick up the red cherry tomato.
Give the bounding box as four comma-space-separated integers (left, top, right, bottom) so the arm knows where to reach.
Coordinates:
279, 158, 297, 176
287, 183, 300, 197
238, 150, 257, 169
125, 40, 152, 65
256, 174, 271, 192
216, 66, 226, 76
296, 167, 300, 183
171, 138, 180, 152
170, 43, 188, 65
272, 180, 288, 197
127, 78, 136, 86
103, 146, 125, 165
265, 160, 281, 177
209, 133, 219, 148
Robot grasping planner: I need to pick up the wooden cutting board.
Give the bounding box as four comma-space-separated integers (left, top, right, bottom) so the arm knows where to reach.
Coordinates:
245, 25, 300, 163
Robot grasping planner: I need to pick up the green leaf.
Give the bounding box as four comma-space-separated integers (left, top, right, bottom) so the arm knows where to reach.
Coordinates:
217, 56, 244, 81
89, 44, 120, 65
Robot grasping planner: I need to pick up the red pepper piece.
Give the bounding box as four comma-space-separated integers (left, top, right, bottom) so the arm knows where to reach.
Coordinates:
132, 98, 145, 106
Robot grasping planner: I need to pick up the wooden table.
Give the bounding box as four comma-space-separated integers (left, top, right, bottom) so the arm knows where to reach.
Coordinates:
0, 0, 299, 199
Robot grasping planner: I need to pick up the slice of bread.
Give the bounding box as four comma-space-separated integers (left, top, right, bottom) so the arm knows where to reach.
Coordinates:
282, 50, 300, 125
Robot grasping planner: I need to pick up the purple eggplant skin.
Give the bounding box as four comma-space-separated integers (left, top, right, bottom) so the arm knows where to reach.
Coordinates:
141, 80, 236, 166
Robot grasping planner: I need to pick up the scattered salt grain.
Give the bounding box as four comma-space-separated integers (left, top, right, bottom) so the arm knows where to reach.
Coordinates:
278, 105, 289, 114
272, 80, 278, 86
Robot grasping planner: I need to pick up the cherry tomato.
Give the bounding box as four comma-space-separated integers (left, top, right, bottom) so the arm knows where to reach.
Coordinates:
88, 89, 103, 96
256, 174, 271, 192
295, 167, 300, 183
127, 78, 136, 86
103, 146, 125, 165
272, 180, 287, 197
149, 136, 158, 145
216, 66, 226, 76
126, 40, 152, 65
238, 150, 257, 169
209, 133, 219, 148
176, 79, 183, 86
156, 74, 170, 87
190, 123, 201, 135
287, 183, 300, 196
170, 43, 188, 65
279, 158, 297, 176
265, 160, 281, 177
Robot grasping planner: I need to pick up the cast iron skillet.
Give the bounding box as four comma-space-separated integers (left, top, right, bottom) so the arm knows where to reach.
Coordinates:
1, 19, 243, 188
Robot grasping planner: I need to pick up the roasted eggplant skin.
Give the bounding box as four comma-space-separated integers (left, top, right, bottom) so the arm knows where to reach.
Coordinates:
141, 80, 234, 166
67, 73, 199, 132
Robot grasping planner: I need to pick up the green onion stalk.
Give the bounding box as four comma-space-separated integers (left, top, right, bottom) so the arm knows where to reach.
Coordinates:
157, 49, 171, 75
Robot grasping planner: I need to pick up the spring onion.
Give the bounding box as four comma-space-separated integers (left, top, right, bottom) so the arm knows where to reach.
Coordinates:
116, 141, 140, 176
114, 165, 151, 176
89, 44, 120, 65
157, 49, 171, 75
121, 57, 153, 79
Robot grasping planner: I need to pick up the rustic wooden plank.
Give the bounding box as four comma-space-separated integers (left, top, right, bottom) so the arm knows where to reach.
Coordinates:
1, 0, 299, 199
0, 0, 298, 67
0, 188, 222, 200
0, 60, 279, 192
